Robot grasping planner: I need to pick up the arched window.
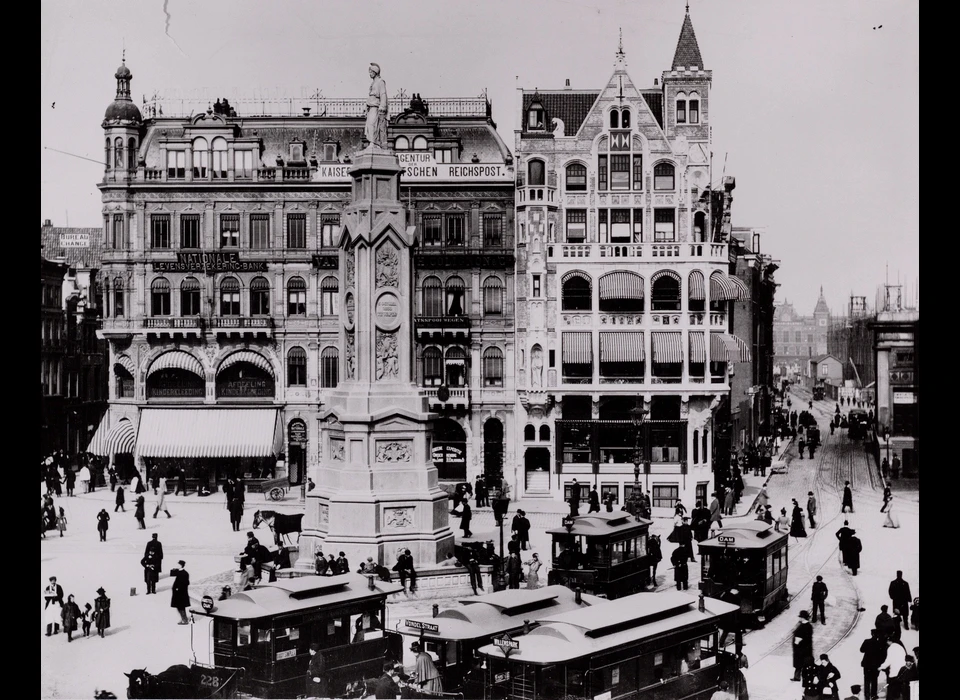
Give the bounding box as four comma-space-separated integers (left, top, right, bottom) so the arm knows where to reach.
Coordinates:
524, 425, 536, 442
105, 138, 111, 166
287, 276, 307, 316
422, 347, 442, 386
702, 429, 708, 462
113, 276, 125, 318
654, 162, 675, 191
412, 136, 428, 150
693, 429, 699, 464
150, 277, 171, 316
482, 277, 503, 315
609, 110, 620, 129
321, 347, 339, 388
192, 137, 208, 178
445, 276, 465, 316
693, 211, 707, 243
320, 276, 339, 316
528, 159, 545, 186
287, 347, 307, 387
394, 136, 409, 150
250, 276, 270, 315
688, 93, 700, 124
561, 273, 592, 311
212, 137, 228, 178
127, 137, 137, 169
220, 277, 241, 316
676, 93, 687, 124
651, 272, 681, 311
180, 277, 201, 316
422, 276, 443, 317
114, 137, 124, 167
565, 162, 587, 192
620, 108, 631, 129
539, 425, 551, 442
445, 347, 467, 387
483, 347, 504, 387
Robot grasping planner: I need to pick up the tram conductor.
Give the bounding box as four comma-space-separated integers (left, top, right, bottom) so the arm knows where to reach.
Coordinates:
306, 642, 328, 698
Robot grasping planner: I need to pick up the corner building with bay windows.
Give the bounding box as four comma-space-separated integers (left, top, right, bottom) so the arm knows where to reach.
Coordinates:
513, 11, 750, 513
95, 60, 515, 490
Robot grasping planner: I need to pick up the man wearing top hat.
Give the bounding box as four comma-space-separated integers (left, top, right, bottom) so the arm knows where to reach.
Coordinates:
306, 642, 328, 698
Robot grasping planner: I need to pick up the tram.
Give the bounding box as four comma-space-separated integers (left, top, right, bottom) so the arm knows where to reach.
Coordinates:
387, 586, 604, 696
697, 520, 789, 626
848, 408, 871, 440
478, 590, 745, 700
190, 573, 402, 699
545, 511, 652, 599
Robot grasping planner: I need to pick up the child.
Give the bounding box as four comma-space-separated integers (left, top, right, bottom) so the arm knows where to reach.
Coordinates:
81, 603, 93, 637
56, 507, 68, 537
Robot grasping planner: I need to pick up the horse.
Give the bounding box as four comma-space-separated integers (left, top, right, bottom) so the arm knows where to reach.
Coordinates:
125, 665, 194, 699
252, 509, 304, 547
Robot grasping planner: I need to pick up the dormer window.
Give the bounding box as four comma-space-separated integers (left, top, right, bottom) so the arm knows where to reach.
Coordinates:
527, 93, 546, 131
288, 141, 305, 163
322, 142, 338, 161
394, 136, 409, 151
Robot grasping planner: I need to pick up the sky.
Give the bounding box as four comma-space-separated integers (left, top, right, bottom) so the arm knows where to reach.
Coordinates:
40, 0, 919, 315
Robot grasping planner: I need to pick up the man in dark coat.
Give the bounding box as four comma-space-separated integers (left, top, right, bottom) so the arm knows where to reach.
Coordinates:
568, 479, 581, 517
171, 560, 191, 624
842, 481, 855, 513
514, 510, 531, 550
588, 487, 601, 513
144, 533, 164, 574
792, 610, 814, 681
647, 534, 662, 586
692, 501, 711, 542
811, 575, 828, 623
671, 546, 689, 590
889, 571, 912, 631
228, 496, 243, 532
475, 476, 488, 508
394, 549, 417, 593
859, 628, 887, 700
306, 643, 328, 698
677, 516, 696, 562
94, 587, 111, 637
875, 605, 897, 643
373, 662, 400, 699
847, 530, 863, 576
835, 521, 854, 567
454, 500, 473, 538
142, 550, 160, 595
241, 532, 263, 581
506, 552, 522, 589
175, 466, 187, 496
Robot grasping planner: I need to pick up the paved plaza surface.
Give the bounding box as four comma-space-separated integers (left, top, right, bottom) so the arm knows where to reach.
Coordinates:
40, 387, 918, 700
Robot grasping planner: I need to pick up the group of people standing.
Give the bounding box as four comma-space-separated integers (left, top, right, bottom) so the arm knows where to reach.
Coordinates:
44, 576, 110, 642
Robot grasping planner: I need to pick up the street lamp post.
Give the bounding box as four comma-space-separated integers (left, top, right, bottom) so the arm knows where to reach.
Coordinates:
628, 403, 648, 518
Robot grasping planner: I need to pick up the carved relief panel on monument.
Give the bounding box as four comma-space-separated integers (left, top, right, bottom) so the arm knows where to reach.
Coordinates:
384, 507, 414, 530
345, 331, 356, 379
376, 440, 412, 463
376, 330, 399, 380
345, 247, 356, 289
375, 242, 399, 288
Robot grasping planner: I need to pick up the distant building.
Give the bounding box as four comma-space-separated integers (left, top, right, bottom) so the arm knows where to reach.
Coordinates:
773, 288, 830, 379
807, 354, 842, 388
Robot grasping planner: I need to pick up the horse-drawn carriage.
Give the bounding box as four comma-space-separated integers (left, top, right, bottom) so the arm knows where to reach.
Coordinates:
252, 509, 304, 547
254, 477, 289, 502
125, 663, 243, 699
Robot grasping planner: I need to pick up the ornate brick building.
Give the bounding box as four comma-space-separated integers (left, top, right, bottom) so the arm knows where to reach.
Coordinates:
773, 288, 831, 381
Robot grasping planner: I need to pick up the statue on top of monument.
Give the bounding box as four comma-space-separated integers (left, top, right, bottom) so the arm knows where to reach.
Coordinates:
365, 63, 389, 150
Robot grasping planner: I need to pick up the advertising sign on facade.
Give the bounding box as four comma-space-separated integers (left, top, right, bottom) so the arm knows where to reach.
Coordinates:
312, 160, 511, 183
59, 233, 90, 248
153, 252, 268, 273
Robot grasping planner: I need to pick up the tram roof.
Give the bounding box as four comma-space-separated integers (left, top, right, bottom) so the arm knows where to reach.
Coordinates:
194, 573, 402, 621
545, 511, 651, 537
477, 592, 738, 664
696, 523, 787, 550
395, 586, 604, 641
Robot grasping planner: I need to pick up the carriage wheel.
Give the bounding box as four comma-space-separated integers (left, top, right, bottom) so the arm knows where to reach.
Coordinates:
269, 487, 285, 502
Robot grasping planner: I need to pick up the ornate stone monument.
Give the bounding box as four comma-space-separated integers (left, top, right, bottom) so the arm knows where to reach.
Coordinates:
298, 83, 453, 570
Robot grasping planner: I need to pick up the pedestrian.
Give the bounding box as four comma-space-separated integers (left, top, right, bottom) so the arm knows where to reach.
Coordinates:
798, 436, 805, 459
56, 507, 67, 537
411, 641, 443, 693
881, 482, 892, 511
830, 419, 836, 436
455, 500, 473, 538
888, 571, 912, 631
859, 629, 886, 700
723, 488, 735, 517
846, 530, 862, 575
709, 492, 722, 525
647, 534, 662, 585
96, 508, 110, 541
141, 550, 160, 595
671, 545, 689, 590
44, 576, 65, 636
374, 661, 400, 700
57, 592, 79, 643
153, 483, 172, 518
604, 493, 614, 512
909, 598, 919, 631
674, 499, 688, 518
175, 466, 187, 496
807, 491, 818, 528
306, 643, 329, 699
790, 500, 807, 539
78, 464, 91, 494
882, 495, 900, 528
506, 552, 522, 589
891, 455, 901, 480
792, 609, 814, 681
475, 475, 487, 508
835, 520, 854, 566
451, 483, 463, 511
710, 680, 736, 700
808, 441, 816, 459
394, 549, 417, 593
228, 496, 243, 532
464, 552, 484, 595
337, 551, 350, 575
524, 553, 542, 589
144, 533, 164, 575
108, 467, 117, 492
756, 486, 769, 514
678, 515, 696, 562
131, 471, 145, 495
692, 500, 711, 542
894, 655, 918, 700
80, 603, 93, 637
93, 587, 111, 638
134, 494, 146, 529
171, 560, 191, 624
811, 575, 828, 623
842, 481, 854, 513
588, 487, 601, 513
880, 638, 907, 700
114, 485, 125, 512
568, 478, 581, 517
64, 468, 76, 497
816, 653, 842, 697
875, 605, 897, 643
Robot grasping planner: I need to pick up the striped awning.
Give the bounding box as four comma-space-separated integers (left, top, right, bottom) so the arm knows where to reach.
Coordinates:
599, 272, 644, 300
688, 270, 705, 301
136, 409, 281, 458
711, 333, 743, 363
730, 275, 750, 301
562, 332, 593, 364
600, 332, 645, 363
87, 417, 136, 456
689, 331, 707, 363
114, 354, 136, 377
651, 332, 683, 364
147, 351, 205, 378
218, 351, 275, 378
733, 334, 752, 362
710, 272, 749, 301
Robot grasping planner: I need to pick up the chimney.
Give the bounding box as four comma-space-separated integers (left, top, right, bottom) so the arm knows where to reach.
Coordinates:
654, 78, 659, 86
523, 619, 531, 634
432, 604, 439, 618
575, 586, 582, 605
565, 79, 571, 89
44, 219, 53, 227
302, 107, 311, 117
698, 593, 705, 612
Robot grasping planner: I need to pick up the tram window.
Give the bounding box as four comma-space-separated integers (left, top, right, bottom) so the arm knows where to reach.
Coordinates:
238, 622, 251, 647
680, 641, 701, 672
257, 628, 272, 643
591, 541, 609, 566
445, 641, 458, 666
699, 633, 719, 665
635, 534, 647, 557
215, 620, 233, 643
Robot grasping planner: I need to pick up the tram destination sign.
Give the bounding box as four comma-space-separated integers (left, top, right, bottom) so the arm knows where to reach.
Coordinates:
493, 634, 519, 657
405, 619, 439, 633
153, 252, 268, 273
717, 535, 736, 544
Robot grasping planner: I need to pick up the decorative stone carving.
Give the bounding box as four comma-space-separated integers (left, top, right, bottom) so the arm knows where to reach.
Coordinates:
319, 504, 329, 526
530, 346, 543, 388
344, 293, 355, 328
330, 440, 345, 462
376, 441, 411, 463
345, 248, 356, 288
375, 330, 398, 380
384, 507, 413, 530
345, 331, 356, 379
375, 243, 399, 288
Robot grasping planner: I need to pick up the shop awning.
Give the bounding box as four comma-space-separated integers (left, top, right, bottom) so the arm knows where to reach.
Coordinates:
217, 350, 275, 378
689, 331, 707, 363
711, 332, 751, 363
710, 272, 750, 301
114, 354, 136, 377
688, 270, 705, 301
651, 332, 683, 364
599, 272, 644, 300
87, 417, 136, 456
562, 332, 593, 364
147, 351, 205, 378
136, 409, 282, 458
599, 332, 645, 363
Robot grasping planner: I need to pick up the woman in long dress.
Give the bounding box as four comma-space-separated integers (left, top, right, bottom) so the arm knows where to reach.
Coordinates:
524, 553, 542, 589
882, 494, 900, 528
790, 500, 808, 539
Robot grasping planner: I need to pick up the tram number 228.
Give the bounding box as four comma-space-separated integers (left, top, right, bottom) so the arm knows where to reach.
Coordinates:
200, 674, 222, 689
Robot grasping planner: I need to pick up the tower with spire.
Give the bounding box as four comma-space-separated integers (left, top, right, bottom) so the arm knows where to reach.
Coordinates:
662, 5, 710, 141
813, 286, 831, 355
102, 53, 142, 182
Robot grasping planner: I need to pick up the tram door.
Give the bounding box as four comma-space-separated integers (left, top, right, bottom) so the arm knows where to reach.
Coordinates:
192, 615, 215, 667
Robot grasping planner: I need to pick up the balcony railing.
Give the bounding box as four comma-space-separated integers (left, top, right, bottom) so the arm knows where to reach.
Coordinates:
145, 317, 203, 330
549, 241, 728, 263
423, 386, 470, 410
213, 317, 274, 329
